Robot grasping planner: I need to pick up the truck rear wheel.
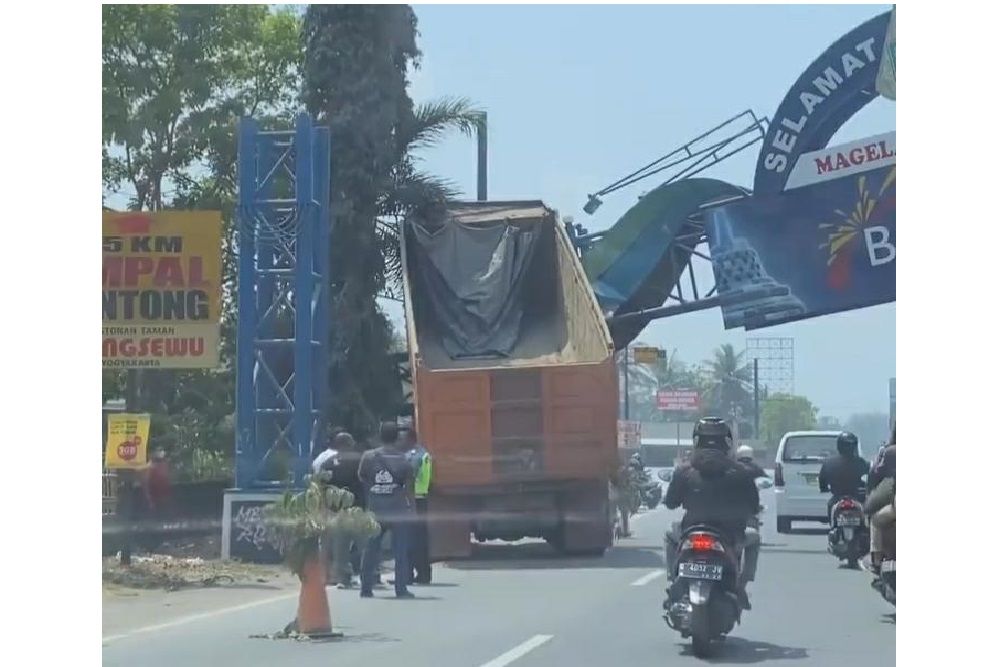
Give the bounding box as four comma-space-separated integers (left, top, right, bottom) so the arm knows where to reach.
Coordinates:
551, 483, 612, 556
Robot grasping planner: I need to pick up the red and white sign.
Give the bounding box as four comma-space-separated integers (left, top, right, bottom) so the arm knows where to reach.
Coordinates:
784, 131, 895, 191
617, 420, 641, 448
657, 390, 701, 412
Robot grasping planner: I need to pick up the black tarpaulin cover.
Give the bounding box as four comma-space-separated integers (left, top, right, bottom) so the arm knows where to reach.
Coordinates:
408, 203, 547, 359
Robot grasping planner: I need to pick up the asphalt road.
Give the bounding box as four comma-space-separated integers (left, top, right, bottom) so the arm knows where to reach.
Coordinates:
103, 486, 895, 666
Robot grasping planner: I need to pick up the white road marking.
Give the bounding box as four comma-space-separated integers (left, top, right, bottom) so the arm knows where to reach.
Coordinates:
630, 569, 666, 587
479, 634, 554, 667
102, 591, 299, 644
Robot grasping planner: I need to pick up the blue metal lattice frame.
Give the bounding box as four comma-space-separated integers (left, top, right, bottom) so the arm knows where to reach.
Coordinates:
235, 114, 330, 489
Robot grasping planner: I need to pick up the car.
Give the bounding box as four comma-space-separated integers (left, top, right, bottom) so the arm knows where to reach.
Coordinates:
773, 431, 860, 533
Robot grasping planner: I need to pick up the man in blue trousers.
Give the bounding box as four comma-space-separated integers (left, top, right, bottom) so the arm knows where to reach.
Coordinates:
358, 421, 415, 599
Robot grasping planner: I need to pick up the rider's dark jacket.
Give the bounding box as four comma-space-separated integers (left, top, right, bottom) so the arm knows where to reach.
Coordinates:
664, 448, 760, 538
818, 453, 869, 500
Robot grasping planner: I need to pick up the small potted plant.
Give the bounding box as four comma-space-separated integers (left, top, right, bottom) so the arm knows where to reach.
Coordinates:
262, 473, 380, 637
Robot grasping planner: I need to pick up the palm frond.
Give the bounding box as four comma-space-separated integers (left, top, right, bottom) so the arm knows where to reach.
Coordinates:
405, 97, 484, 151
382, 169, 461, 220
376, 219, 404, 297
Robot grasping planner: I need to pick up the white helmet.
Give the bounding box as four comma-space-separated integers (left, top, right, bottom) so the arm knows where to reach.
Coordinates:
736, 445, 754, 460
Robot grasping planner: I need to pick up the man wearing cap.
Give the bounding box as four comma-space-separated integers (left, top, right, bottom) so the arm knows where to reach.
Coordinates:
401, 419, 433, 584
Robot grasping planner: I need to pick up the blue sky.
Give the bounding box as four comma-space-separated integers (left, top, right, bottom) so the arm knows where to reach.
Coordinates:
398, 3, 896, 421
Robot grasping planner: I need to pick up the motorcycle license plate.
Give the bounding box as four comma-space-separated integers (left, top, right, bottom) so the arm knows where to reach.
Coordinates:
679, 562, 723, 581
837, 515, 862, 527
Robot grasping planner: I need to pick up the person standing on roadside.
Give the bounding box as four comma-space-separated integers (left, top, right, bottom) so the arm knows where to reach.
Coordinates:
313, 430, 365, 588
358, 421, 416, 599
402, 422, 433, 584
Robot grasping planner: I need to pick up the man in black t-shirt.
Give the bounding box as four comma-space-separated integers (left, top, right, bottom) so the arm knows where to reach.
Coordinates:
313, 430, 365, 588
358, 422, 416, 599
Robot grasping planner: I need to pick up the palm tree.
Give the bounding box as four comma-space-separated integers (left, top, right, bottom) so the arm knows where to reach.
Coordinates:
377, 97, 485, 300
702, 344, 753, 422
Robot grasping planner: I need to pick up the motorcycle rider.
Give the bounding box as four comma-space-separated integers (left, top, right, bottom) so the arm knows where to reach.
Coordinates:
735, 445, 767, 480
818, 431, 869, 522
733, 444, 765, 588
663, 418, 760, 609
865, 436, 896, 576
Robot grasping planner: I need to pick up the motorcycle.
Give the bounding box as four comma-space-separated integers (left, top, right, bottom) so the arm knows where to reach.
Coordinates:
828, 496, 869, 568
640, 477, 663, 508
873, 521, 896, 606
663, 525, 744, 657
626, 464, 662, 510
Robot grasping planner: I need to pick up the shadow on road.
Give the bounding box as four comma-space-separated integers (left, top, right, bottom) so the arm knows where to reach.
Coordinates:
760, 546, 827, 556
328, 632, 401, 644
678, 637, 808, 663
444, 541, 664, 571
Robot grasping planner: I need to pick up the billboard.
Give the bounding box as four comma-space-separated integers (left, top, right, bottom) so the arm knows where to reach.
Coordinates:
102, 211, 222, 369
657, 390, 701, 412
706, 165, 895, 330
632, 346, 661, 364
104, 413, 151, 469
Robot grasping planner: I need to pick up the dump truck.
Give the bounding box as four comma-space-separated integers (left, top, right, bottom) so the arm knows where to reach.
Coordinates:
399, 201, 619, 558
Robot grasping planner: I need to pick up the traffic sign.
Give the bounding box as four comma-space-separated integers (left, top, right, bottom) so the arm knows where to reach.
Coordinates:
632, 346, 662, 364
657, 390, 701, 412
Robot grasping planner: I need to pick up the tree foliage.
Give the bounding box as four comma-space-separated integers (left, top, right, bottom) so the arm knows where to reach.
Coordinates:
102, 4, 302, 479
760, 393, 819, 446
701, 344, 754, 422
303, 5, 482, 437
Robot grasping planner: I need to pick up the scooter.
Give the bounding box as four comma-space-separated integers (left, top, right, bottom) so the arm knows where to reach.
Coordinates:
663, 525, 745, 658
872, 523, 896, 606
828, 496, 869, 568
640, 479, 663, 508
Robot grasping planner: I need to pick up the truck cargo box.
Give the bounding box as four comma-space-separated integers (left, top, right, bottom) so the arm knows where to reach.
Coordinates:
400, 201, 618, 491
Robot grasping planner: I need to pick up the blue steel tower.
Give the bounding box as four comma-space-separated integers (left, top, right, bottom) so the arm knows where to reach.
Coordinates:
223, 114, 331, 561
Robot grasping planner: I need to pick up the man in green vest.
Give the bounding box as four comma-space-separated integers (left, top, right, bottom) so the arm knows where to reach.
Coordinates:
401, 419, 433, 584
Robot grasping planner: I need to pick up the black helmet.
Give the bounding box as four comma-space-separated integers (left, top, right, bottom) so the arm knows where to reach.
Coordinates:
692, 417, 732, 452
836, 431, 859, 456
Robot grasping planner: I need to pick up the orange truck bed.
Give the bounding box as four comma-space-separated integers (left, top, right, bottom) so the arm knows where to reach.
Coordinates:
400, 201, 619, 557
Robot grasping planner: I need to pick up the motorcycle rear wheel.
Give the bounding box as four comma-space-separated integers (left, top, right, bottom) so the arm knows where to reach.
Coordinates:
690, 603, 713, 658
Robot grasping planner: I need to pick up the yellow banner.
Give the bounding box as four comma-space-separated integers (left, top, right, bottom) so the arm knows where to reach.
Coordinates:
102, 211, 222, 369
632, 346, 661, 365
104, 413, 151, 469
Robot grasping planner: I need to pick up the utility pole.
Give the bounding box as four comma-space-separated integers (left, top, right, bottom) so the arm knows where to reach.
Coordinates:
117, 369, 142, 567
622, 347, 630, 420
753, 358, 760, 440
476, 112, 488, 201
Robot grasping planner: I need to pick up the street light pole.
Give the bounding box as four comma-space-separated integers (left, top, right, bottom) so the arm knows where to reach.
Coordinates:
620, 347, 631, 420
476, 112, 488, 201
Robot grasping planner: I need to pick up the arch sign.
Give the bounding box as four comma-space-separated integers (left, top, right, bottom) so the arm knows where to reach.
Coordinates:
754, 10, 892, 195
704, 9, 896, 331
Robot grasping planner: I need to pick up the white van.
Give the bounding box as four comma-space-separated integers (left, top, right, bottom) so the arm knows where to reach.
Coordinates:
773, 431, 846, 533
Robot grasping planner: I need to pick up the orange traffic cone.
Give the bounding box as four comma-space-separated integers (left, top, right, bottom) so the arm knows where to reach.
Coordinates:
296, 549, 333, 636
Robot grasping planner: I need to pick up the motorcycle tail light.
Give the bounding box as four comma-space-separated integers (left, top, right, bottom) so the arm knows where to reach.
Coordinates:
774, 462, 785, 487
683, 533, 724, 552
838, 499, 859, 510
